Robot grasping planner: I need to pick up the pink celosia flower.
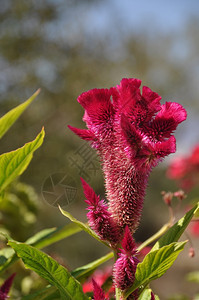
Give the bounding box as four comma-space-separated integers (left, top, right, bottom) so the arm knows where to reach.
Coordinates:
189, 220, 199, 237
69, 78, 186, 235
81, 178, 120, 245
113, 227, 139, 296
167, 157, 189, 180
0, 273, 16, 300
167, 144, 199, 190
92, 279, 106, 300
83, 267, 114, 298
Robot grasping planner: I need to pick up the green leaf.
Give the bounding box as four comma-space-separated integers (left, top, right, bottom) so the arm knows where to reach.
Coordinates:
59, 206, 109, 247
152, 203, 199, 251
21, 285, 60, 300
0, 128, 45, 192
8, 241, 89, 300
0, 224, 81, 274
0, 247, 18, 273
26, 223, 82, 249
138, 289, 160, 300
72, 252, 113, 280
0, 89, 40, 139
138, 288, 152, 300
124, 241, 186, 298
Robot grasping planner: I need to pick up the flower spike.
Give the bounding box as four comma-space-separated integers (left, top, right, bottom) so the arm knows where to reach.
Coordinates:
70, 78, 187, 236
81, 178, 120, 245
0, 273, 16, 300
92, 279, 107, 300
113, 227, 139, 294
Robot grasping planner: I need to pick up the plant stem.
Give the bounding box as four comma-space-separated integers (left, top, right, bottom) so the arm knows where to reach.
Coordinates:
114, 250, 121, 300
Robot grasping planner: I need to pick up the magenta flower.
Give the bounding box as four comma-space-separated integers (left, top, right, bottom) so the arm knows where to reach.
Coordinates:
81, 178, 120, 246
0, 273, 16, 299
92, 279, 108, 300
167, 144, 199, 190
69, 78, 187, 235
113, 227, 139, 295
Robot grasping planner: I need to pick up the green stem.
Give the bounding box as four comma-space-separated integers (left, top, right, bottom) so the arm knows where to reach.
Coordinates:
114, 250, 121, 300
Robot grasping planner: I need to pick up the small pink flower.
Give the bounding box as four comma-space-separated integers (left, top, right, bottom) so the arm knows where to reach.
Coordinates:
0, 273, 16, 300
69, 78, 186, 235
167, 143, 199, 190
113, 227, 139, 294
167, 157, 189, 179
189, 220, 199, 237
81, 178, 120, 245
83, 267, 114, 298
190, 145, 199, 165
92, 279, 107, 300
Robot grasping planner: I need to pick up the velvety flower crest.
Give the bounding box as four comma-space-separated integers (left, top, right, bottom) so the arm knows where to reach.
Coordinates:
69, 78, 187, 234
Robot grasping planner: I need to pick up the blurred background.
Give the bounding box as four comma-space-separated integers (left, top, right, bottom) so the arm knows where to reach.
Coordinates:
0, 0, 199, 298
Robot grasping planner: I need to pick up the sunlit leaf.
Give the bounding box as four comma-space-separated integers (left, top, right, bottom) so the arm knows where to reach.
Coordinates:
0, 89, 40, 139
26, 223, 82, 249
0, 128, 45, 192
124, 241, 186, 298
138, 288, 152, 300
0, 247, 18, 273
8, 241, 89, 300
138, 288, 160, 300
151, 203, 199, 251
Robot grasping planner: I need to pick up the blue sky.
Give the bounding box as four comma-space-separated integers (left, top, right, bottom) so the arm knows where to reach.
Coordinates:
81, 0, 199, 35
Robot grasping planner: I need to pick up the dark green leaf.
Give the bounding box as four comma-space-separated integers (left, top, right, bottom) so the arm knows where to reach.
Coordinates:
8, 241, 89, 300
0, 224, 81, 274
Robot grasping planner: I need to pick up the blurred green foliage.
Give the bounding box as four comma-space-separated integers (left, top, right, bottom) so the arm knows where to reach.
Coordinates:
0, 181, 39, 241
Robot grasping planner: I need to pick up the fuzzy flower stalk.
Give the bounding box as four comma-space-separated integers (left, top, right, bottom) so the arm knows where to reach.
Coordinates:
69, 78, 187, 240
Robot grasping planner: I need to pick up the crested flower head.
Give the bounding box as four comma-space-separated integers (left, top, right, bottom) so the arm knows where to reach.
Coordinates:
69, 78, 187, 235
